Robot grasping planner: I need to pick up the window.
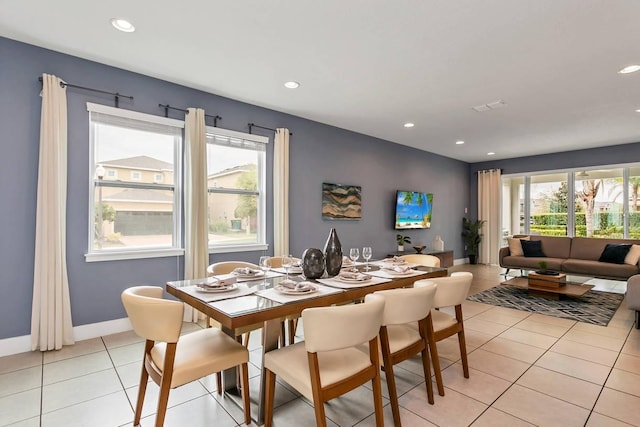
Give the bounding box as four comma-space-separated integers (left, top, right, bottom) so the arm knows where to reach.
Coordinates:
154, 173, 163, 183
206, 127, 268, 252
87, 103, 183, 261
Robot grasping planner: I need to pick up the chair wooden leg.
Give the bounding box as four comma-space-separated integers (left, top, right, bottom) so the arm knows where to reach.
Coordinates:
426, 317, 445, 396
421, 347, 434, 404
380, 327, 402, 426
205, 315, 212, 328
240, 363, 251, 425
371, 366, 385, 427
287, 318, 296, 345
280, 322, 286, 347
243, 331, 251, 348
133, 357, 150, 426
264, 369, 277, 427
458, 329, 470, 378
216, 372, 222, 395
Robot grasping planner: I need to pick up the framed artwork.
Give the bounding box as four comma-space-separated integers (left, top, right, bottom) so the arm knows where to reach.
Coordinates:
322, 182, 362, 219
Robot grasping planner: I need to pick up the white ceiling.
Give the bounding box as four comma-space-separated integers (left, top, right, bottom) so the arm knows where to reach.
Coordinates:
2, 0, 640, 163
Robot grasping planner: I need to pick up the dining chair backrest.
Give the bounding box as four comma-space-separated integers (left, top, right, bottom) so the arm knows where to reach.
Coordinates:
207, 261, 260, 275
416, 272, 473, 308
121, 286, 183, 344
265, 256, 301, 268
302, 294, 385, 353
399, 254, 441, 267
374, 282, 437, 326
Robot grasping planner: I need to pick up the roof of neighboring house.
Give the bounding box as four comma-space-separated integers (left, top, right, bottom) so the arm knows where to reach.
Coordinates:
101, 156, 173, 171
209, 163, 256, 178
104, 188, 174, 203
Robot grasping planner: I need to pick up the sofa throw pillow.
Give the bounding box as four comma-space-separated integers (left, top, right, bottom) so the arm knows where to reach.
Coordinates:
507, 236, 530, 257
599, 244, 632, 264
521, 240, 546, 257
625, 244, 640, 265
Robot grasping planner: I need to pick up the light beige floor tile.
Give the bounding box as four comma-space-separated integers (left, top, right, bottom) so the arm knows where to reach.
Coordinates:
0, 388, 41, 426
572, 322, 630, 339
399, 384, 487, 427
464, 329, 496, 348
527, 313, 577, 328
399, 354, 455, 378
486, 306, 531, 320
467, 349, 530, 382
42, 369, 123, 413
514, 318, 571, 338
6, 416, 41, 427
593, 387, 640, 426
432, 336, 468, 362
493, 384, 589, 426
461, 301, 495, 319
535, 352, 612, 385
474, 310, 527, 327
439, 364, 511, 405
310, 381, 391, 427
107, 341, 144, 366
42, 338, 105, 364
465, 318, 510, 336
139, 394, 237, 427
550, 339, 619, 366
605, 317, 634, 330
268, 398, 339, 427
356, 402, 437, 426
362, 365, 425, 400
0, 351, 42, 375
586, 411, 635, 426
114, 360, 149, 389
621, 337, 640, 357
471, 407, 535, 427
480, 337, 546, 364
0, 366, 41, 398
605, 368, 640, 397
615, 352, 640, 375
516, 366, 601, 409
125, 379, 209, 419
563, 329, 625, 352
498, 328, 558, 349
101, 329, 144, 349
41, 391, 132, 427
43, 350, 112, 385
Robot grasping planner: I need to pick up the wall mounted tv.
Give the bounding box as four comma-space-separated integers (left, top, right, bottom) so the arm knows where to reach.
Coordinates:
395, 191, 433, 229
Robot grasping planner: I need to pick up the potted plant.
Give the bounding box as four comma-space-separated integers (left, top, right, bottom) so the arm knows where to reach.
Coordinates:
461, 217, 485, 264
536, 260, 559, 276
396, 234, 411, 252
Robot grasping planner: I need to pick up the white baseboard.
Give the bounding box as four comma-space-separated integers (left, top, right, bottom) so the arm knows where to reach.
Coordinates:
0, 317, 132, 358
453, 258, 468, 265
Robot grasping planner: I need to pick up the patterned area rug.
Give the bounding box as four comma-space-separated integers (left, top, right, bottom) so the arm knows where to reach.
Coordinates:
467, 285, 624, 326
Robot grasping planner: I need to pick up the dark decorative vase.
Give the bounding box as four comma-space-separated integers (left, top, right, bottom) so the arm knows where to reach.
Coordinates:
302, 248, 325, 279
323, 228, 343, 277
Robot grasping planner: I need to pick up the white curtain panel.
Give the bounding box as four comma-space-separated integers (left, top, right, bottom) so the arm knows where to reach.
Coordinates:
31, 74, 74, 351
273, 129, 290, 256
183, 108, 208, 322
478, 169, 501, 264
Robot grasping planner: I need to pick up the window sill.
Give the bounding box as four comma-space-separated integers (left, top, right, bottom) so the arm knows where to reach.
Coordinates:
210, 244, 269, 254
85, 248, 184, 262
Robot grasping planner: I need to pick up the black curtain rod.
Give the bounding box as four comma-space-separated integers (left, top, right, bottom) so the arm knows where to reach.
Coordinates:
248, 123, 293, 136
159, 104, 221, 127
38, 76, 133, 108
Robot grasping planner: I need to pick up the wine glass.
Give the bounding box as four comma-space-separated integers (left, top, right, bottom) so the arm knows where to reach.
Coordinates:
362, 246, 372, 270
349, 248, 359, 272
259, 256, 271, 286
282, 254, 294, 283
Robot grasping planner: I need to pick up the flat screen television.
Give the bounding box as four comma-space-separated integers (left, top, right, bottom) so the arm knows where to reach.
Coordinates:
395, 190, 433, 229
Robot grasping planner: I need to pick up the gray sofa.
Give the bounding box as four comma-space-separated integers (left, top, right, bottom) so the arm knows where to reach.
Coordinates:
499, 235, 640, 280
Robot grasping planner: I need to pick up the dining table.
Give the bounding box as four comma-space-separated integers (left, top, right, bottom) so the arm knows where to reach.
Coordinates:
166, 262, 448, 424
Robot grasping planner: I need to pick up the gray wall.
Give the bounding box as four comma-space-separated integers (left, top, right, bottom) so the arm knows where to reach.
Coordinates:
0, 37, 469, 340
468, 143, 640, 219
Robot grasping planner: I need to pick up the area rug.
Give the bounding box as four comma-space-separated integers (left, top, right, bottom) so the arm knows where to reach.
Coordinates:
467, 285, 624, 326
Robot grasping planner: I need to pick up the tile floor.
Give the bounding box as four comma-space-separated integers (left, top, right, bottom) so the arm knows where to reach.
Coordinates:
2, 265, 640, 427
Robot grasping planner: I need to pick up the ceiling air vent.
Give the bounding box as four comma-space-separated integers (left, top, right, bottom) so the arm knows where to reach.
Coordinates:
472, 100, 507, 112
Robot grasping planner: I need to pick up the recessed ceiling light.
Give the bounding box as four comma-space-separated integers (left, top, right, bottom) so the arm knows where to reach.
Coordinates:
111, 18, 135, 33
284, 81, 300, 89
618, 65, 640, 74
403, 122, 415, 128
456, 140, 465, 145
636, 109, 640, 113
487, 152, 495, 156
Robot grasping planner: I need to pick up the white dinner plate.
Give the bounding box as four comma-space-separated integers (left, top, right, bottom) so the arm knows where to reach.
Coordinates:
195, 283, 238, 293
382, 269, 414, 276
274, 284, 318, 295
337, 274, 372, 283
233, 271, 265, 279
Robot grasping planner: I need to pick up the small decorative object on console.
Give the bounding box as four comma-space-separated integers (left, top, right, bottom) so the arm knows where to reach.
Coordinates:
413, 245, 426, 254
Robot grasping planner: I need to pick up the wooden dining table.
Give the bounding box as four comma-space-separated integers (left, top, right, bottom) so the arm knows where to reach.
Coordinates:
166, 264, 447, 423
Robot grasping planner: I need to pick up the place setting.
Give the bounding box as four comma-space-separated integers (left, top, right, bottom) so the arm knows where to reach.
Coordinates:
182, 276, 257, 302
368, 261, 426, 279
317, 270, 391, 289
256, 276, 342, 303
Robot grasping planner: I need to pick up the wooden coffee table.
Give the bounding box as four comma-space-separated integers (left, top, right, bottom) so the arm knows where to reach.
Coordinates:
501, 276, 594, 300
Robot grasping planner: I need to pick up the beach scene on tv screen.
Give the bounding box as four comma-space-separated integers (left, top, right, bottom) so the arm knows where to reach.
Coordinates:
395, 191, 432, 229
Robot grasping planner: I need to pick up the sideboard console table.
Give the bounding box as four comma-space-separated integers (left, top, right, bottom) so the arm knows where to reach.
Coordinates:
387, 249, 454, 268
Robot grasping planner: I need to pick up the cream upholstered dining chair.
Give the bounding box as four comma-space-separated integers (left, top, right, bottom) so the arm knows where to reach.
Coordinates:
414, 272, 473, 396
399, 254, 441, 267
264, 294, 386, 427
121, 286, 251, 427
264, 255, 301, 268
373, 283, 438, 426
266, 255, 303, 345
